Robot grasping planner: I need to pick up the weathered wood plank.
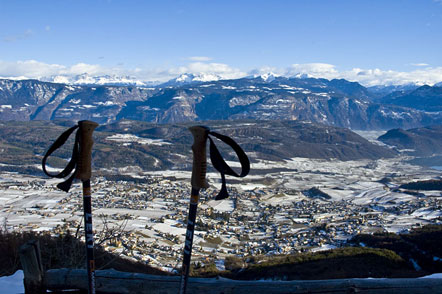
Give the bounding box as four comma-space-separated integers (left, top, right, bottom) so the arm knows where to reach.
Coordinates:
44, 268, 442, 294
19, 240, 45, 294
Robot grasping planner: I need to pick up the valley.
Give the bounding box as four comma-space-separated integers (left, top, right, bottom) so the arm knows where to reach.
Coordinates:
0, 93, 440, 272
1, 128, 440, 271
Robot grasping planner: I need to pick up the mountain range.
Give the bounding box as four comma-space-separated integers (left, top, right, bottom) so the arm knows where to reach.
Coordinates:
0, 76, 441, 129
378, 85, 442, 112
42, 73, 159, 87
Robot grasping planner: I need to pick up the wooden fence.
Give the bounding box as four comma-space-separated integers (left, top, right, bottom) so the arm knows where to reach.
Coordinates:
20, 240, 442, 294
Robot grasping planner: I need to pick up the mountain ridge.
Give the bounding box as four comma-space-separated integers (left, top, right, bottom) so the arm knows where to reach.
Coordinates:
1, 77, 441, 130
0, 119, 397, 176
379, 85, 442, 112
378, 125, 442, 156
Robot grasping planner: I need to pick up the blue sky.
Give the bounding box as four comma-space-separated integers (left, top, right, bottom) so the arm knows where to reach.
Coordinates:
1, 0, 442, 85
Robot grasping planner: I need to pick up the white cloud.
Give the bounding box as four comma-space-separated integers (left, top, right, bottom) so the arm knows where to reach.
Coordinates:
2, 29, 33, 43
66, 63, 104, 75
252, 63, 442, 86
339, 67, 442, 86
169, 62, 246, 80
0, 59, 246, 83
0, 60, 65, 78
248, 66, 284, 76
0, 60, 150, 81
410, 63, 429, 67
187, 56, 212, 62
287, 63, 339, 80
1, 59, 442, 86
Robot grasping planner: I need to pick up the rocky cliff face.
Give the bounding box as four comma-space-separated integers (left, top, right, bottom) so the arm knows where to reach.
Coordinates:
1, 77, 441, 129
0, 79, 157, 123
118, 77, 442, 129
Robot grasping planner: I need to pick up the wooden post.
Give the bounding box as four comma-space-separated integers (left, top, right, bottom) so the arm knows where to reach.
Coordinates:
19, 240, 45, 294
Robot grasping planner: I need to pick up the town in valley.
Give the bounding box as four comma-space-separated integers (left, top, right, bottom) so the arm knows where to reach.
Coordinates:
1, 140, 441, 271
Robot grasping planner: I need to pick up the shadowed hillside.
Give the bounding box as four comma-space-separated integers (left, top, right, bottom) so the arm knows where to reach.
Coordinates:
378, 125, 442, 156
0, 120, 396, 177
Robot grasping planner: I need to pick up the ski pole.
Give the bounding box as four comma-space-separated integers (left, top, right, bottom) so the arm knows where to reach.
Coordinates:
77, 120, 99, 294
42, 120, 99, 294
179, 126, 210, 294
178, 125, 250, 294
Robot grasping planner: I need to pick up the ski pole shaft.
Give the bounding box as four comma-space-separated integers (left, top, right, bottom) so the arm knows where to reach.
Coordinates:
76, 120, 98, 294
82, 179, 95, 294
179, 126, 209, 294
179, 188, 199, 294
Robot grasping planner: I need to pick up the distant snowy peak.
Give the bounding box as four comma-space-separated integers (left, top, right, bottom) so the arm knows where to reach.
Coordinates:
367, 83, 420, 96
291, 72, 314, 79
246, 72, 281, 82
162, 73, 223, 87
42, 74, 158, 87
50, 75, 70, 84
258, 72, 280, 82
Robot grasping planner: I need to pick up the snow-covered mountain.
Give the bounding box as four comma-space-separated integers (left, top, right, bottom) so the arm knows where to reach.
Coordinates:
246, 72, 281, 82
1, 76, 441, 129
0, 78, 158, 122
164, 72, 282, 86
41, 73, 159, 87
378, 85, 442, 111
367, 83, 421, 100
160, 73, 224, 87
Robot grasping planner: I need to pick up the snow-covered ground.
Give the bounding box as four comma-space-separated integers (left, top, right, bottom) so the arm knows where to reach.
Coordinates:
0, 271, 23, 294
1, 155, 441, 237
0, 153, 441, 270
106, 134, 170, 146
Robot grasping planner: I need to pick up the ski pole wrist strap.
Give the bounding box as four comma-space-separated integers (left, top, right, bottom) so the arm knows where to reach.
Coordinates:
42, 124, 80, 192
208, 131, 250, 200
